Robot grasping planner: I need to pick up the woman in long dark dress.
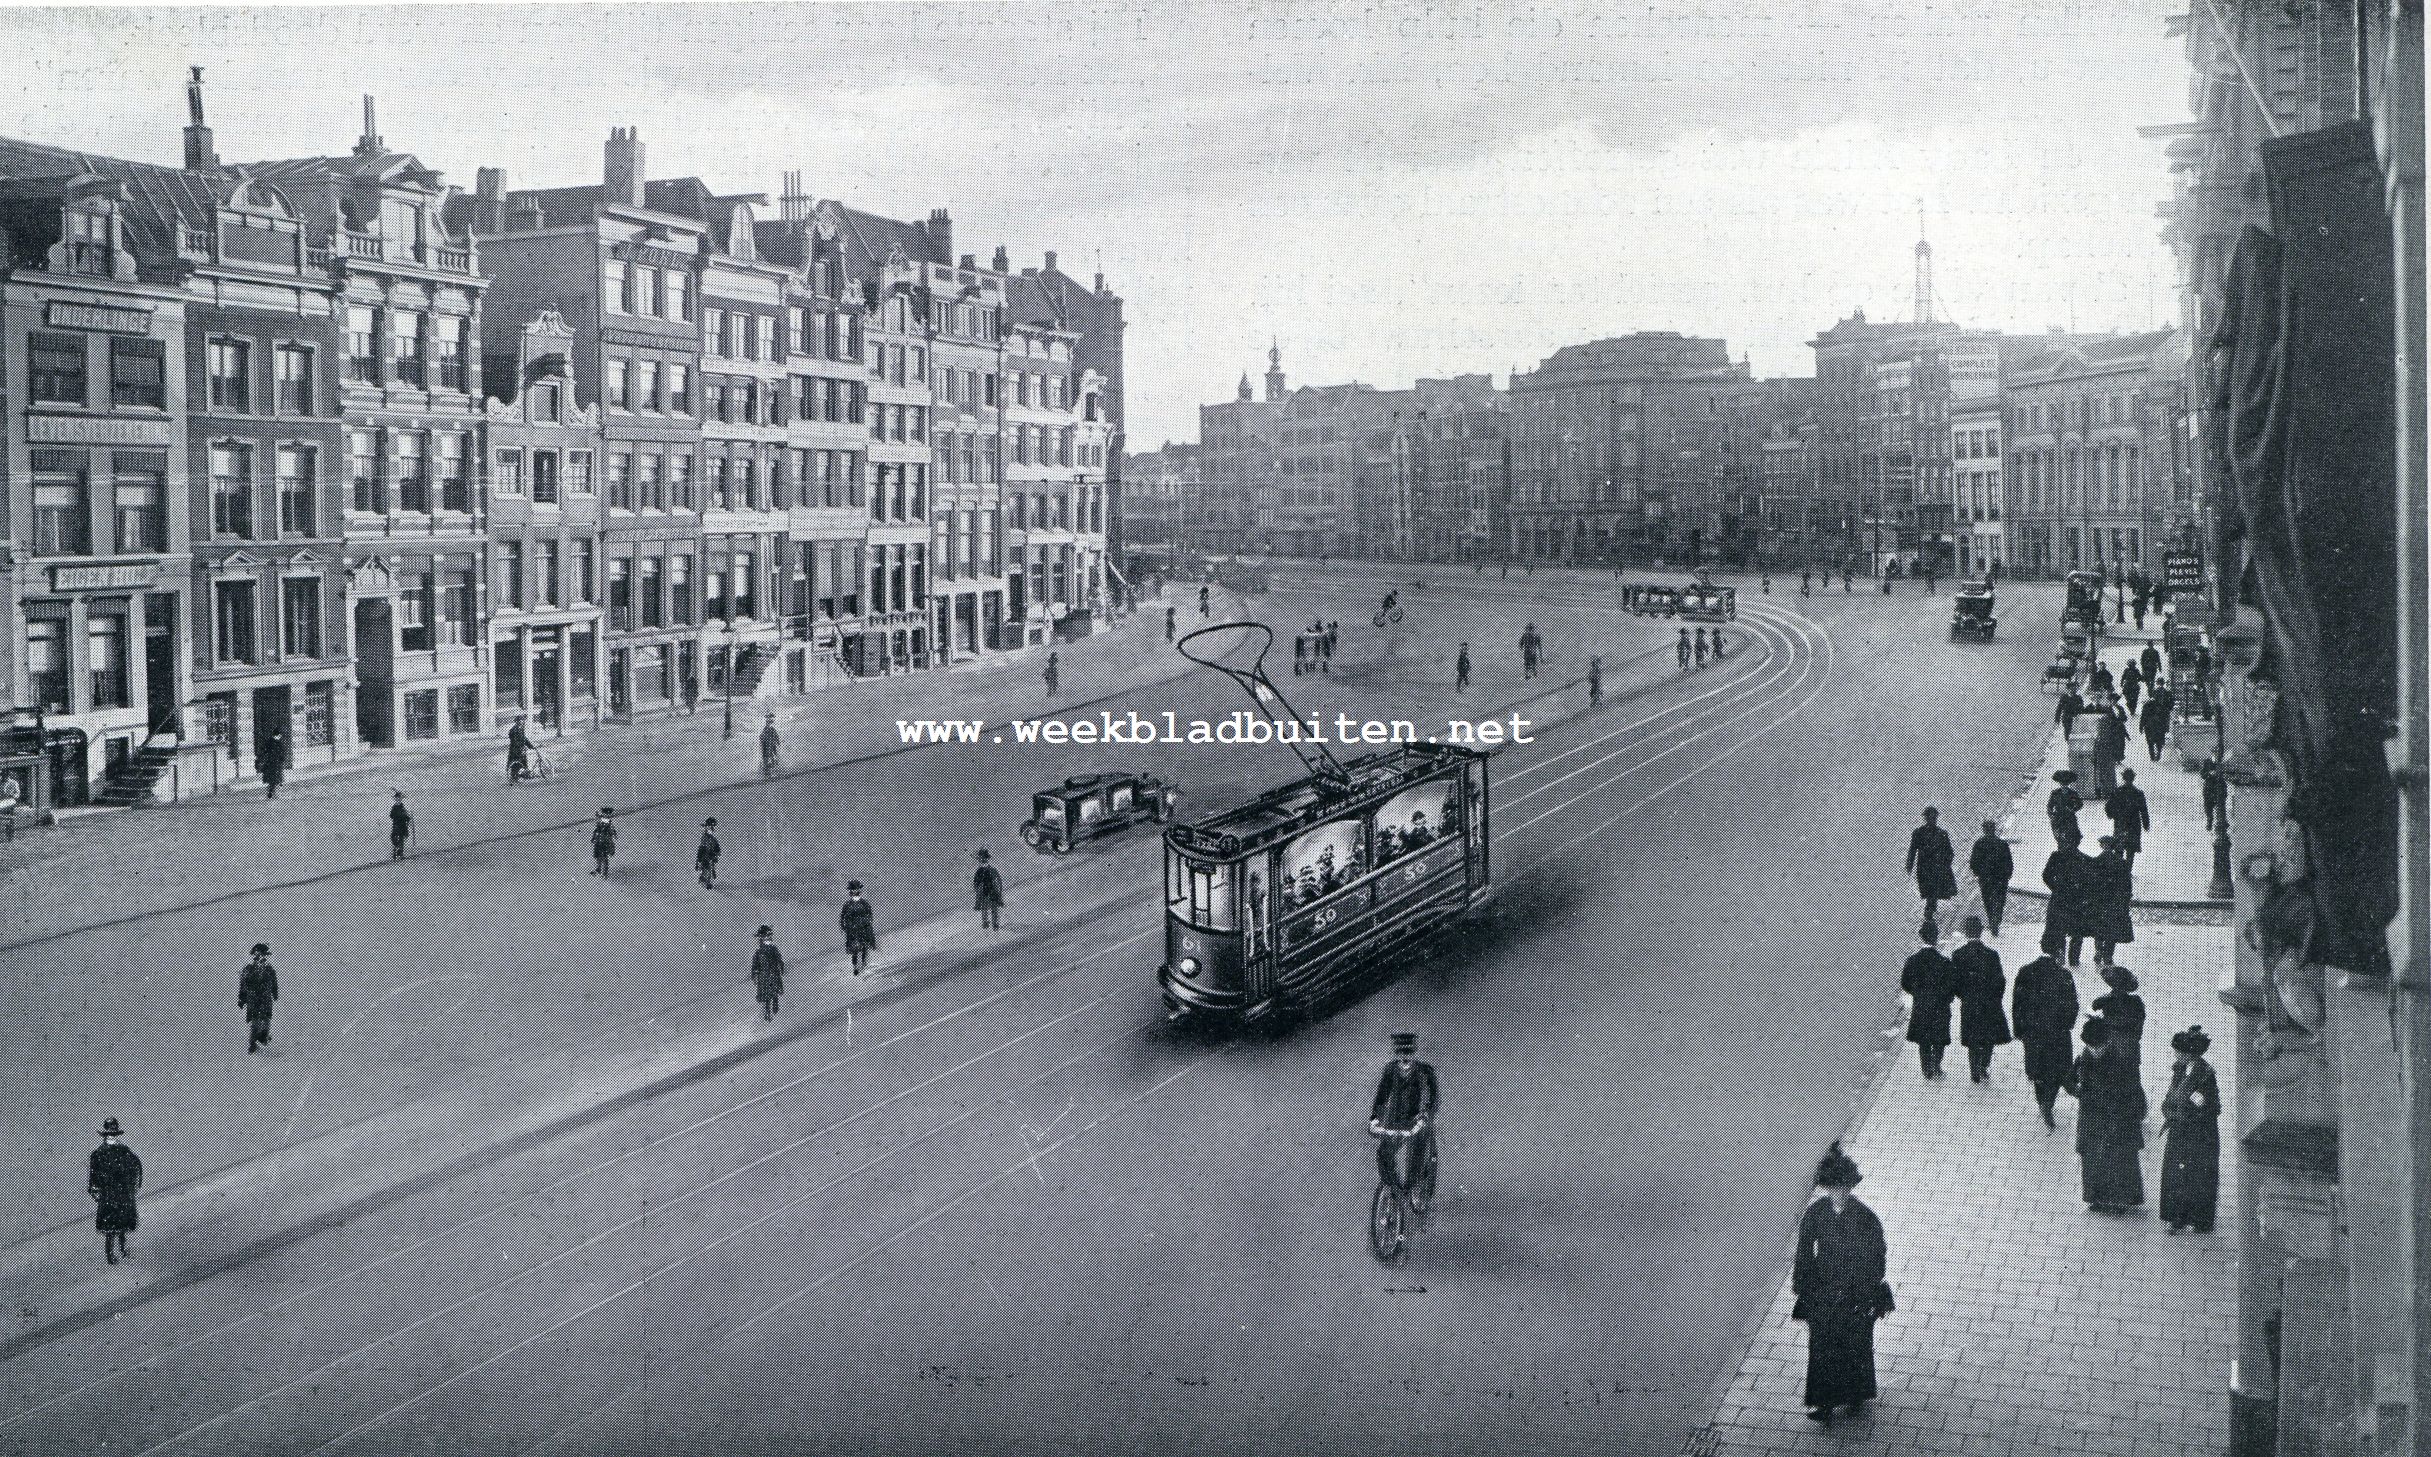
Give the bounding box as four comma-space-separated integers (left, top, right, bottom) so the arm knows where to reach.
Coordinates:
2091, 964, 2147, 1071
2160, 1026, 2221, 1233
2065, 1018, 2147, 1213
1792, 1142, 1891, 1422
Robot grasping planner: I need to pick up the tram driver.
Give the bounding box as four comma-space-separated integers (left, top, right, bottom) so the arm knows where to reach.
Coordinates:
1370, 1032, 1440, 1192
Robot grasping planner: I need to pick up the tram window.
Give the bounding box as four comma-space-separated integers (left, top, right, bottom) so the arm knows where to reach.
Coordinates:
1166, 850, 1234, 931
1038, 802, 1065, 830
1078, 795, 1106, 825
1279, 817, 1364, 909
1372, 777, 1459, 869
1109, 784, 1133, 812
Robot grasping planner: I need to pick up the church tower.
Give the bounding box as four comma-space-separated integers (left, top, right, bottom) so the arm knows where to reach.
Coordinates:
1264, 339, 1286, 403
1237, 372, 1253, 402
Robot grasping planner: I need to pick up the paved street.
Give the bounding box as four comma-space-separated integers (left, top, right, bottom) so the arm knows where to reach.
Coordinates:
0, 568, 2067, 1456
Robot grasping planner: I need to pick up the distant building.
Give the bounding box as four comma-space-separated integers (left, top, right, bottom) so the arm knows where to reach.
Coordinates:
481, 307, 604, 737
1119, 442, 1200, 550
1999, 328, 2179, 579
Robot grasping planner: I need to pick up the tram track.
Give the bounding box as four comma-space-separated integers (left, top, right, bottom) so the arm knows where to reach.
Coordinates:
2, 598, 1836, 1456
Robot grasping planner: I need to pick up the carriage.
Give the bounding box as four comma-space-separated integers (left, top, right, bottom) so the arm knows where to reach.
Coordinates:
1949, 588, 1998, 642
1160, 623, 1492, 1024
1019, 771, 1179, 854
2063, 569, 2108, 635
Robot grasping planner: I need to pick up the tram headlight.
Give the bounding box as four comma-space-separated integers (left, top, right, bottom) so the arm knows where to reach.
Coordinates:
1176, 956, 1201, 978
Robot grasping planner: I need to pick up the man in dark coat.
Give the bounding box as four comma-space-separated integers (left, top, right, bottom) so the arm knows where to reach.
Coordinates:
1968, 820, 2014, 936
2066, 1018, 2147, 1213
760, 713, 781, 776
507, 716, 532, 781
750, 925, 785, 1020
1903, 807, 1958, 923
88, 1118, 142, 1264
2139, 642, 2163, 688
1899, 921, 1958, 1080
840, 880, 878, 974
2139, 688, 2173, 761
695, 817, 721, 889
2010, 950, 2079, 1129
2160, 1026, 2221, 1233
388, 790, 414, 860
2086, 836, 2137, 965
2046, 771, 2084, 844
1950, 916, 2012, 1083
972, 848, 1005, 931
1792, 1142, 1889, 1423
1455, 643, 1471, 693
2090, 702, 2129, 797
259, 730, 287, 799
2053, 686, 2086, 733
2201, 753, 2229, 830
240, 942, 279, 1053
2120, 660, 2144, 715
590, 808, 618, 877
1368, 1032, 1440, 1194
2087, 661, 2115, 700
2105, 768, 2151, 869
2041, 829, 2095, 965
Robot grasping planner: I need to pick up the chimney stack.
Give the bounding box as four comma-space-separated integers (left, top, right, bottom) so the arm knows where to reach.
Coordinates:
1043, 250, 1057, 273
356, 94, 383, 156
181, 65, 218, 171
991, 244, 1009, 272
780, 169, 809, 224
925, 207, 953, 261
604, 127, 647, 209
958, 253, 975, 270
474, 167, 507, 233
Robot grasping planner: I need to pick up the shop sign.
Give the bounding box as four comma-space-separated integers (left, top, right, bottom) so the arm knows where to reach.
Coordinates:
44, 301, 151, 334
2165, 549, 2205, 592
27, 415, 174, 447
50, 561, 156, 591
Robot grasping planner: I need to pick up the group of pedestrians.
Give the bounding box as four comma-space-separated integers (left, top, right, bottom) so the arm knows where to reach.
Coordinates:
1673, 625, 1725, 672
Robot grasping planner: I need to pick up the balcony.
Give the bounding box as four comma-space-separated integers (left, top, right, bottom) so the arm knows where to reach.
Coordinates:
434, 245, 472, 273
343, 232, 384, 260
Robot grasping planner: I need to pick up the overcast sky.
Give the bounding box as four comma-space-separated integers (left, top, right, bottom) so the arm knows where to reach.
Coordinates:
4, 1, 2188, 446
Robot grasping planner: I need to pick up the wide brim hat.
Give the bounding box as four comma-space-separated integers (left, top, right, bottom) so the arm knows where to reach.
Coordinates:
846, 880, 864, 892
755, 924, 773, 937
2101, 965, 2139, 992
250, 943, 270, 955
2170, 1025, 2212, 1056
703, 818, 718, 827
972, 848, 991, 860
2053, 770, 2078, 784
98, 1117, 123, 1137
1813, 1141, 1862, 1189
2081, 1018, 2112, 1046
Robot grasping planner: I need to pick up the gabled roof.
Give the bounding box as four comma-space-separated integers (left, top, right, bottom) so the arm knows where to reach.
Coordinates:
247, 149, 442, 192
0, 135, 229, 254
829, 203, 945, 278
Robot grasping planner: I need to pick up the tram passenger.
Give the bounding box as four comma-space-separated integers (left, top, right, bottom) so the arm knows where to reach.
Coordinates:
1404, 810, 1435, 850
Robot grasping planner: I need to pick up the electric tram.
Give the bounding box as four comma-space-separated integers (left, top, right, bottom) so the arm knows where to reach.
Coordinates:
1159, 623, 1492, 1024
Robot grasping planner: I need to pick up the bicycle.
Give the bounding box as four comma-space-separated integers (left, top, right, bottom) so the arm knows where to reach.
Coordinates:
509, 748, 555, 784
1371, 603, 1405, 628
1367, 1119, 1437, 1263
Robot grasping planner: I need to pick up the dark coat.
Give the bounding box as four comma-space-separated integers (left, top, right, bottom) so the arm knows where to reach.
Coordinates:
2041, 848, 2095, 936
2068, 1044, 2147, 1161
2140, 645, 2163, 684
1792, 1196, 1888, 1409
2139, 695, 2173, 741
2160, 1056, 2222, 1228
88, 1143, 143, 1233
2054, 691, 2085, 730
591, 820, 617, 856
239, 960, 279, 1017
2091, 990, 2147, 1060
1950, 941, 2013, 1047
2084, 853, 2137, 944
973, 863, 1005, 910
2010, 956, 2080, 1083
2046, 786, 2084, 841
1905, 824, 1957, 900
696, 831, 721, 868
1900, 947, 1958, 1045
2201, 762, 2229, 811
1968, 833, 2014, 887
2105, 785, 2151, 847
750, 942, 786, 998
258, 737, 287, 782
1370, 1059, 1439, 1129
840, 897, 878, 953
2093, 710, 2129, 764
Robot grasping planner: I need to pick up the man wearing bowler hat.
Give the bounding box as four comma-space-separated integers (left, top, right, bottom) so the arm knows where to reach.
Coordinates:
88, 1118, 142, 1264
240, 942, 279, 1053
590, 807, 618, 878
840, 880, 879, 975
750, 925, 786, 1020
972, 849, 1005, 932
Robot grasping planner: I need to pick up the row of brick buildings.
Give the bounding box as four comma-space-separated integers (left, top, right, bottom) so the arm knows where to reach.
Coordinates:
1141, 320, 2191, 583
0, 83, 1122, 812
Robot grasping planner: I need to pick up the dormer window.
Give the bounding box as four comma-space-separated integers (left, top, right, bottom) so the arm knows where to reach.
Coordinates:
382, 198, 424, 260
63, 206, 113, 275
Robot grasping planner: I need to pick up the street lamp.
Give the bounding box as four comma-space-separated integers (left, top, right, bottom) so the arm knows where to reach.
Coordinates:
720, 619, 738, 741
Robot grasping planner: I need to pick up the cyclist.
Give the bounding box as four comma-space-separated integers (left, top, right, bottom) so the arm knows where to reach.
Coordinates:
1381, 589, 1399, 619
1369, 1032, 1439, 1198
507, 715, 532, 782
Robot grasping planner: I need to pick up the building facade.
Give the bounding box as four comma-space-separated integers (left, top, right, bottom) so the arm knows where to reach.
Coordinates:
1948, 392, 2003, 576
481, 307, 602, 739
1998, 330, 2176, 581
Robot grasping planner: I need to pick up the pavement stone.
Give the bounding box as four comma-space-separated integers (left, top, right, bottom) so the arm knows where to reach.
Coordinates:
1684, 759, 2239, 1457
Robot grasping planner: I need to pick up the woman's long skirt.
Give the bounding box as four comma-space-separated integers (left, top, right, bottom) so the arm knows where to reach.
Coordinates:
2080, 1137, 2145, 1210
1803, 1304, 1878, 1409
2159, 1123, 2219, 1231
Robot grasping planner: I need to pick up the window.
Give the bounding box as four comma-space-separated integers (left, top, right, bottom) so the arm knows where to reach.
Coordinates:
642, 267, 665, 318
281, 577, 322, 659
494, 449, 524, 496
705, 563, 727, 623
390, 311, 425, 387
790, 307, 811, 353
443, 567, 476, 646
638, 359, 662, 413
448, 683, 481, 735
670, 554, 693, 624
732, 550, 757, 619
404, 689, 440, 741
605, 257, 630, 314
110, 337, 166, 409
348, 433, 392, 519
437, 318, 469, 391
607, 358, 631, 410
114, 459, 167, 551
275, 344, 315, 415
668, 363, 691, 415
536, 539, 560, 607
668, 270, 692, 321
567, 451, 594, 497
393, 431, 429, 513
400, 570, 434, 651
276, 445, 316, 537
347, 306, 379, 382
210, 442, 255, 539
607, 452, 632, 510
532, 449, 560, 505
63, 205, 114, 274
214, 580, 258, 664
88, 611, 129, 708
757, 315, 776, 360
439, 434, 471, 513
30, 332, 85, 405
499, 539, 525, 609
640, 555, 664, 627
27, 618, 68, 711
609, 557, 633, 630
575, 538, 597, 603
671, 454, 695, 510
638, 453, 664, 511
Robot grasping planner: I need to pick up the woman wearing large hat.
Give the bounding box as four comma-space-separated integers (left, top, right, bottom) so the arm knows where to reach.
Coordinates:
1791, 1142, 1892, 1422
87, 1118, 143, 1264
2065, 1018, 2148, 1214
2160, 1026, 2221, 1233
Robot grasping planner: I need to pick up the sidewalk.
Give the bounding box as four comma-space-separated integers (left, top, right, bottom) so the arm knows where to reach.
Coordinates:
2002, 631, 2226, 908
1682, 733, 2241, 1457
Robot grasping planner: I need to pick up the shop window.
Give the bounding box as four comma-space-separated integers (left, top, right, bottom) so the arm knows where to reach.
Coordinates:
403, 689, 440, 741
447, 683, 482, 735
569, 629, 596, 700
27, 617, 69, 711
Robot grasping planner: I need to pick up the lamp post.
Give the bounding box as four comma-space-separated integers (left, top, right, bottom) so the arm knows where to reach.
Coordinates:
720, 619, 738, 741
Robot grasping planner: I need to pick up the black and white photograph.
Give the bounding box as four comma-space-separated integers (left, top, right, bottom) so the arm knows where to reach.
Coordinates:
0, 3, 2422, 1454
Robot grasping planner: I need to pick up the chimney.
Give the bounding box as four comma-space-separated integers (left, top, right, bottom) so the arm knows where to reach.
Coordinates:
1094, 270, 1106, 293
182, 65, 218, 171
926, 207, 952, 261
958, 253, 975, 270
991, 244, 1008, 273
780, 170, 809, 224
510, 197, 544, 232
474, 166, 507, 233
1043, 250, 1058, 273
604, 127, 647, 209
355, 94, 383, 157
